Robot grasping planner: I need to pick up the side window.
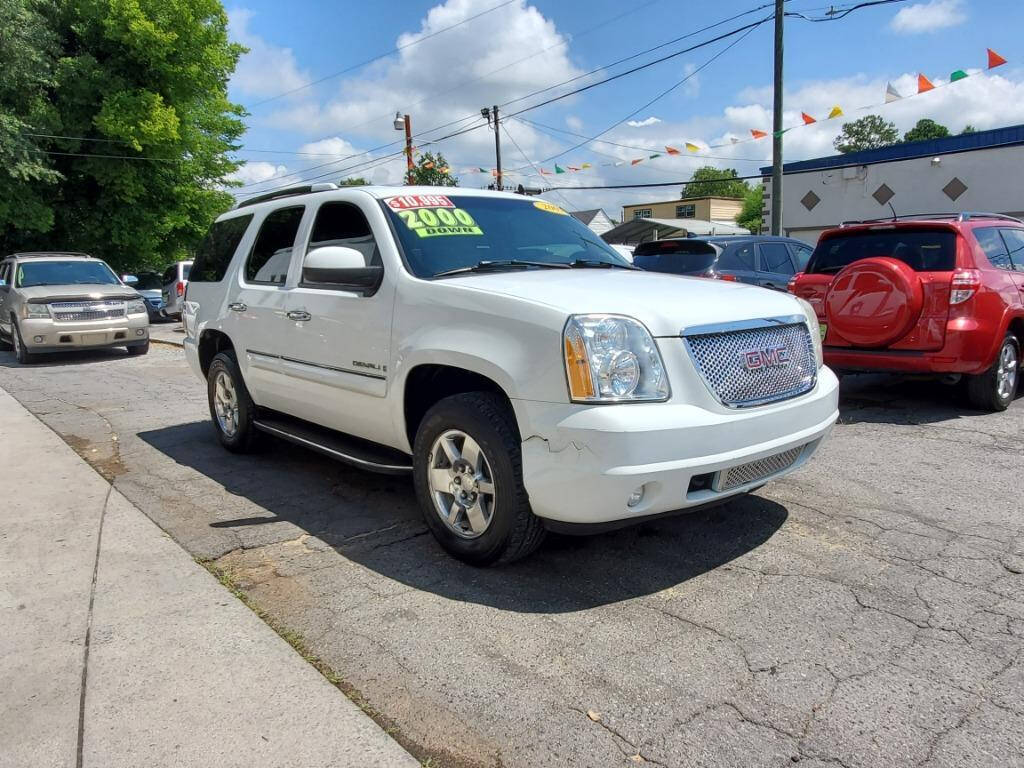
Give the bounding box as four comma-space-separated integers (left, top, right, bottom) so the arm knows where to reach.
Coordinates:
307, 202, 380, 266
190, 215, 253, 282
0, 262, 9, 285
790, 243, 813, 270
974, 227, 1012, 270
246, 206, 304, 285
759, 242, 796, 275
998, 228, 1024, 271
717, 243, 756, 271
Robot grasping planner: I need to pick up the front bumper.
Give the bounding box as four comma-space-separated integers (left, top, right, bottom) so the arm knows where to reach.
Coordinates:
20, 314, 149, 353
517, 367, 839, 525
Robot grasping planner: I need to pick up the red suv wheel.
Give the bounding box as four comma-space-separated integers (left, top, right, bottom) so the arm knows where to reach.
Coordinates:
825, 257, 924, 347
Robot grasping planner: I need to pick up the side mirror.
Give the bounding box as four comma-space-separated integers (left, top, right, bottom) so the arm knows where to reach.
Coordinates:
302, 246, 383, 295
123, 274, 138, 285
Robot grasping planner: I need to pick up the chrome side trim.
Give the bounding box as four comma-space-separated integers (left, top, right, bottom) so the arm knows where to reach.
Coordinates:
244, 349, 386, 380
680, 314, 806, 337
252, 421, 411, 473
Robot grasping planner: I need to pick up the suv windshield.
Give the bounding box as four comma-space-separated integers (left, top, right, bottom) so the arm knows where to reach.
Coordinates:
808, 228, 957, 274
16, 260, 120, 287
632, 240, 717, 274
383, 195, 628, 278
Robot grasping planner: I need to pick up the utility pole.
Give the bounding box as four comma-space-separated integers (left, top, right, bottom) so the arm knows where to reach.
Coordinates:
481, 105, 502, 189
394, 112, 414, 184
770, 0, 784, 235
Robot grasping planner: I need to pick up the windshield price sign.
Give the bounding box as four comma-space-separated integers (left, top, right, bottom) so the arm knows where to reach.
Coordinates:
395, 206, 483, 238
386, 194, 455, 210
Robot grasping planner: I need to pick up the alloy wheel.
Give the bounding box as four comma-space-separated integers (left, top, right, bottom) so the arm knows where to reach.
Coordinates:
213, 370, 239, 437
996, 341, 1019, 401
427, 430, 496, 539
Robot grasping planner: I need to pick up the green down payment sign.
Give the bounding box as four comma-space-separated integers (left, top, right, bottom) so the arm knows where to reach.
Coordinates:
397, 207, 483, 238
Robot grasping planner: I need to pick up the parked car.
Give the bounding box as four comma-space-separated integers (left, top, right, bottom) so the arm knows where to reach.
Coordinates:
0, 252, 149, 364
160, 260, 192, 319
122, 271, 165, 321
633, 235, 815, 291
184, 185, 838, 565
789, 213, 1024, 411
608, 244, 635, 263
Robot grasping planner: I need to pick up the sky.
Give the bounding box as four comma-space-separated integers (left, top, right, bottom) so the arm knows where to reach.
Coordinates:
225, 0, 1024, 218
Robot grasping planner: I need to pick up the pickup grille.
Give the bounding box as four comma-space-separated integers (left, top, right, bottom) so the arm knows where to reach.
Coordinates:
684, 321, 816, 408
49, 300, 126, 322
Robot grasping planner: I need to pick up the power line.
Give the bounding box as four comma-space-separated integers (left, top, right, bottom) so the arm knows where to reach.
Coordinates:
547, 174, 768, 191
499, 121, 576, 209
785, 0, 906, 21
246, 0, 517, 108
26, 148, 186, 162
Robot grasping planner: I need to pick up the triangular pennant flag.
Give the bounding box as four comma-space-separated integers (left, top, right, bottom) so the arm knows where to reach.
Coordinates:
648, 153, 661, 160
950, 69, 968, 82
581, 162, 592, 169
751, 129, 767, 139
491, 169, 498, 176
917, 73, 935, 93
554, 165, 566, 174
885, 82, 902, 103
439, 167, 450, 174
630, 158, 643, 165
773, 128, 792, 137
665, 146, 681, 155
614, 161, 624, 167
987, 48, 1007, 69
567, 166, 580, 171
801, 112, 816, 125
685, 142, 700, 152
828, 105, 843, 119
423, 161, 435, 169
730, 137, 739, 144
478, 167, 488, 173
539, 169, 551, 175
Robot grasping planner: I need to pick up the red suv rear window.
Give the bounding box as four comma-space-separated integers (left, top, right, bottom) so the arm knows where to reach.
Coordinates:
807, 228, 956, 274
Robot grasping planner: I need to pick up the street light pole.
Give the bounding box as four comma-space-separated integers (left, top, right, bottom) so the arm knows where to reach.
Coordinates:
770, 0, 784, 235
394, 112, 413, 185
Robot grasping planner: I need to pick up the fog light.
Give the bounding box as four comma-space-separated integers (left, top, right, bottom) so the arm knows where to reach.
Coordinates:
33, 335, 44, 343
627, 486, 645, 507
135, 329, 145, 336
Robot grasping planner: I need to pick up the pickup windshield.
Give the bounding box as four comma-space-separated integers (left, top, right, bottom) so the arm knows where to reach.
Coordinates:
807, 228, 957, 274
383, 194, 629, 278
16, 260, 121, 287
632, 240, 717, 275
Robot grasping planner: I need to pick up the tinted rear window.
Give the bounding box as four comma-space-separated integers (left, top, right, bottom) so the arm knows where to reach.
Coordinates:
190, 215, 253, 282
633, 240, 716, 274
808, 228, 957, 274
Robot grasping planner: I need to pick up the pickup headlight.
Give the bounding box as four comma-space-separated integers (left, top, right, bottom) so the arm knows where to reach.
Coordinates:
563, 314, 669, 402
126, 298, 147, 315
795, 297, 823, 369
23, 303, 50, 318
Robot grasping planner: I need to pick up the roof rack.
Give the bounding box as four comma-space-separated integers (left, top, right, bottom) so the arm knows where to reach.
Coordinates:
235, 182, 339, 210
11, 251, 93, 259
840, 212, 1023, 227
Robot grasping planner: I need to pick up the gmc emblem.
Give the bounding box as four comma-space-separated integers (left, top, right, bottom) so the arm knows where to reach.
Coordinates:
741, 346, 791, 371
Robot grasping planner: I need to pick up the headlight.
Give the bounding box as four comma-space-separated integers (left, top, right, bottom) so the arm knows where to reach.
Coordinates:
795, 297, 823, 369
563, 314, 669, 402
23, 303, 50, 318
126, 298, 147, 315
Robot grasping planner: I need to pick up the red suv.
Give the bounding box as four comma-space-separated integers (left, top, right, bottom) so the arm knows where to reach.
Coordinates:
789, 213, 1024, 411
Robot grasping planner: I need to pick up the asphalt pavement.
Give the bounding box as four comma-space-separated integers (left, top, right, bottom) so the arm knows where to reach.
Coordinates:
0, 339, 1021, 768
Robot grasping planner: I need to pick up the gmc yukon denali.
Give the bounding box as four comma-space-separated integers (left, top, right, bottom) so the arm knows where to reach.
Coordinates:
183, 185, 839, 564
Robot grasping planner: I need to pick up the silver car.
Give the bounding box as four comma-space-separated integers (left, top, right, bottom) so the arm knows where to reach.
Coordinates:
160, 260, 193, 319
0, 252, 150, 364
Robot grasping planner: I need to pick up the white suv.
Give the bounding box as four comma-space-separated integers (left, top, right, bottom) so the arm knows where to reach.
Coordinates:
184, 185, 838, 564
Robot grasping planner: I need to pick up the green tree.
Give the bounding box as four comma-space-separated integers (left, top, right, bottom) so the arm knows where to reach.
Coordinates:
680, 166, 747, 199
339, 176, 369, 186
903, 118, 950, 143
833, 115, 899, 153
0, 0, 246, 272
409, 152, 458, 186
736, 184, 763, 233
960, 124, 977, 135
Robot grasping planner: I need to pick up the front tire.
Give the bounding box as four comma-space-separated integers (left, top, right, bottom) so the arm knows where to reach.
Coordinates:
12, 319, 36, 364
207, 351, 260, 453
127, 341, 149, 356
966, 333, 1019, 412
413, 392, 545, 566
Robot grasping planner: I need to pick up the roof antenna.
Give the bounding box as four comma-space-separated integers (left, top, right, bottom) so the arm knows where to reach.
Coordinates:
887, 201, 897, 221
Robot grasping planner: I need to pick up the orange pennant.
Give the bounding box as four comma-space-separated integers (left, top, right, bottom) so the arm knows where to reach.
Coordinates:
801, 112, 816, 125
631, 158, 643, 165
987, 48, 1007, 69
917, 73, 935, 93
751, 129, 767, 139
665, 146, 681, 155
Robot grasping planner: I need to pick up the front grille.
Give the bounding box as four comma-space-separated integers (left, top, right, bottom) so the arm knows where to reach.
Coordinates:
716, 445, 804, 491
49, 300, 126, 322
684, 322, 816, 407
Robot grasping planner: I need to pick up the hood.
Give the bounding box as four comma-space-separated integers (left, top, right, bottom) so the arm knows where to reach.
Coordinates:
19, 284, 139, 303
441, 269, 804, 337
135, 288, 161, 299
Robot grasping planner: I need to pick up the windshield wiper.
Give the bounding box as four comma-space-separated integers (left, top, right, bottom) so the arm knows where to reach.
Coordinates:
568, 258, 639, 270
433, 259, 571, 278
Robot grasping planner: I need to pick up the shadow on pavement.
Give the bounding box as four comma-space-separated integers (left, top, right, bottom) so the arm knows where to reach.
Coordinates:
836, 372, 1015, 425
138, 421, 788, 613
0, 347, 132, 368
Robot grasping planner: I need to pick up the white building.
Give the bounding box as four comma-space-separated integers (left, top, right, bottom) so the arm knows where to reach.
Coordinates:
569, 208, 616, 236
763, 123, 1024, 245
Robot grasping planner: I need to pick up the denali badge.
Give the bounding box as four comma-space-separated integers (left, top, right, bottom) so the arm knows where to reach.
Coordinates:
741, 346, 791, 371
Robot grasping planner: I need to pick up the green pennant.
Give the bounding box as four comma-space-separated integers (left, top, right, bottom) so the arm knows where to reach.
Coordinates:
950, 69, 968, 81
649, 153, 661, 159
773, 128, 792, 138
555, 165, 566, 174
478, 167, 488, 173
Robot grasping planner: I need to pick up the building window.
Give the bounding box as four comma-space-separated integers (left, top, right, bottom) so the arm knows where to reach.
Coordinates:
632, 208, 652, 219
675, 204, 696, 218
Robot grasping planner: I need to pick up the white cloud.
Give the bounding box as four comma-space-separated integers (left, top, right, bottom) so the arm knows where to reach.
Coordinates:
227, 161, 288, 185
565, 115, 584, 132
626, 117, 662, 128
681, 62, 700, 99
228, 8, 310, 99
889, 0, 966, 34
298, 137, 362, 159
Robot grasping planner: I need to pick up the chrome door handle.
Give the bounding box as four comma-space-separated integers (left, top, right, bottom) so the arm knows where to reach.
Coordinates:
286, 310, 311, 322
228, 302, 247, 312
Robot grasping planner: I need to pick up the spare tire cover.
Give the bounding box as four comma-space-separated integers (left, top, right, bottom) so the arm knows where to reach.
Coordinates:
825, 257, 924, 347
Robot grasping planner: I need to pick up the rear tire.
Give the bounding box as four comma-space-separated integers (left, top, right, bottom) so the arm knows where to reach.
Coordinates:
127, 341, 149, 356
207, 351, 260, 453
0, 326, 11, 351
12, 320, 36, 364
966, 333, 1019, 412
413, 392, 545, 566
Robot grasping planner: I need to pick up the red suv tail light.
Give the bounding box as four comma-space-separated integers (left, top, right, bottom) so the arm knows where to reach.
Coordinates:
949, 269, 981, 305
716, 273, 738, 282
787, 272, 802, 293
176, 281, 184, 297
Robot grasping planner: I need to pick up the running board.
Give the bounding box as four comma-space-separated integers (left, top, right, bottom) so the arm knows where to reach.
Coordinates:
253, 410, 412, 475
